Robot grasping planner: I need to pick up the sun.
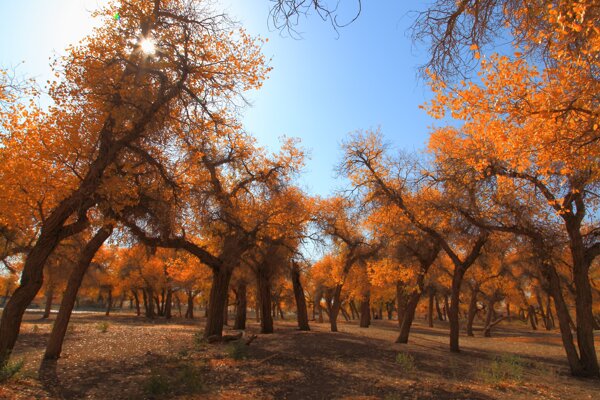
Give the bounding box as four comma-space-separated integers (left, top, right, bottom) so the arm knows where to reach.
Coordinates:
140, 37, 156, 55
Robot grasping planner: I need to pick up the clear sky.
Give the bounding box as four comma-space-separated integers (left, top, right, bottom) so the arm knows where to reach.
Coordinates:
0, 0, 433, 197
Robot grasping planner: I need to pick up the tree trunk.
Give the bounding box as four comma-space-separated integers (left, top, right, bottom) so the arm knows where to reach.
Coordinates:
396, 281, 407, 326
427, 290, 434, 328
527, 305, 537, 330
443, 295, 450, 322
233, 282, 247, 330
449, 267, 466, 353
340, 305, 351, 321
328, 284, 343, 332
223, 300, 229, 326
204, 266, 233, 338
132, 290, 141, 316
483, 298, 495, 337
506, 301, 511, 322
349, 300, 358, 320
359, 294, 371, 328
466, 286, 478, 337
257, 269, 273, 334
164, 289, 172, 319
175, 294, 182, 318
396, 290, 420, 343
145, 288, 155, 318
435, 295, 444, 321
105, 288, 113, 317
43, 285, 54, 319
44, 226, 112, 360
185, 290, 194, 319
291, 266, 310, 331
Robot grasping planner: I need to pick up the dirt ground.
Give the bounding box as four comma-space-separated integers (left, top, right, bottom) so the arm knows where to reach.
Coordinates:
1, 312, 599, 399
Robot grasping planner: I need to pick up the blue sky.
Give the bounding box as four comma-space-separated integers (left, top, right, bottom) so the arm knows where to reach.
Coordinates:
0, 0, 433, 197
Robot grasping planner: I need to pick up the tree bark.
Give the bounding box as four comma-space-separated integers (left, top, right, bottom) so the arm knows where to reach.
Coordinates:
328, 284, 343, 332
132, 290, 141, 316
483, 298, 495, 337
449, 267, 466, 353
466, 286, 478, 337
257, 269, 273, 334
527, 305, 538, 330
164, 288, 172, 319
291, 265, 310, 331
435, 295, 444, 321
427, 290, 434, 328
105, 288, 112, 317
396, 281, 407, 327
44, 226, 112, 360
359, 294, 371, 328
396, 290, 420, 343
204, 265, 233, 338
43, 285, 54, 319
233, 282, 247, 330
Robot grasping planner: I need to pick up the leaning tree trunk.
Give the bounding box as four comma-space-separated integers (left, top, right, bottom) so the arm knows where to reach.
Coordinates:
204, 266, 233, 338
328, 284, 343, 332
44, 226, 112, 360
42, 285, 54, 319
449, 267, 466, 353
257, 269, 273, 334
233, 282, 247, 330
544, 264, 587, 377
359, 294, 371, 328
466, 286, 478, 337
396, 281, 407, 327
527, 305, 537, 330
396, 289, 421, 343
291, 265, 310, 331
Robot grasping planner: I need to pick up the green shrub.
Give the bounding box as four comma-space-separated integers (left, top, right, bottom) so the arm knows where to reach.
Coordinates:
193, 331, 206, 351
395, 352, 416, 373
97, 321, 109, 333
177, 363, 205, 393
145, 373, 170, 397
480, 353, 524, 384
0, 359, 24, 382
226, 340, 248, 360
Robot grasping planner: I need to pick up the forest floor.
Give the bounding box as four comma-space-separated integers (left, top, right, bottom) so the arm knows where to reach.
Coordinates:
1, 311, 599, 399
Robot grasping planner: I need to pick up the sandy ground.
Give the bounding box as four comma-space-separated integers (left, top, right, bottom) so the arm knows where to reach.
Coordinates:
1, 312, 599, 399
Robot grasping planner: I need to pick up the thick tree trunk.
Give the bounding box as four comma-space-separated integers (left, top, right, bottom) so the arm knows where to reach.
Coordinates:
43, 285, 54, 319
449, 267, 466, 353
44, 227, 112, 360
204, 266, 233, 338
328, 284, 343, 332
466, 286, 478, 337
396, 290, 420, 343
234, 282, 247, 330
359, 294, 371, 328
291, 266, 310, 331
185, 290, 194, 319
145, 288, 155, 318
257, 269, 273, 334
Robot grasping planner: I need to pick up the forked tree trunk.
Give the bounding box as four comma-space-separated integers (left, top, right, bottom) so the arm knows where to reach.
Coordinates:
340, 305, 351, 321
204, 266, 233, 338
328, 284, 343, 332
44, 226, 112, 360
483, 298, 495, 337
234, 282, 247, 330
466, 286, 478, 337
291, 266, 310, 331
